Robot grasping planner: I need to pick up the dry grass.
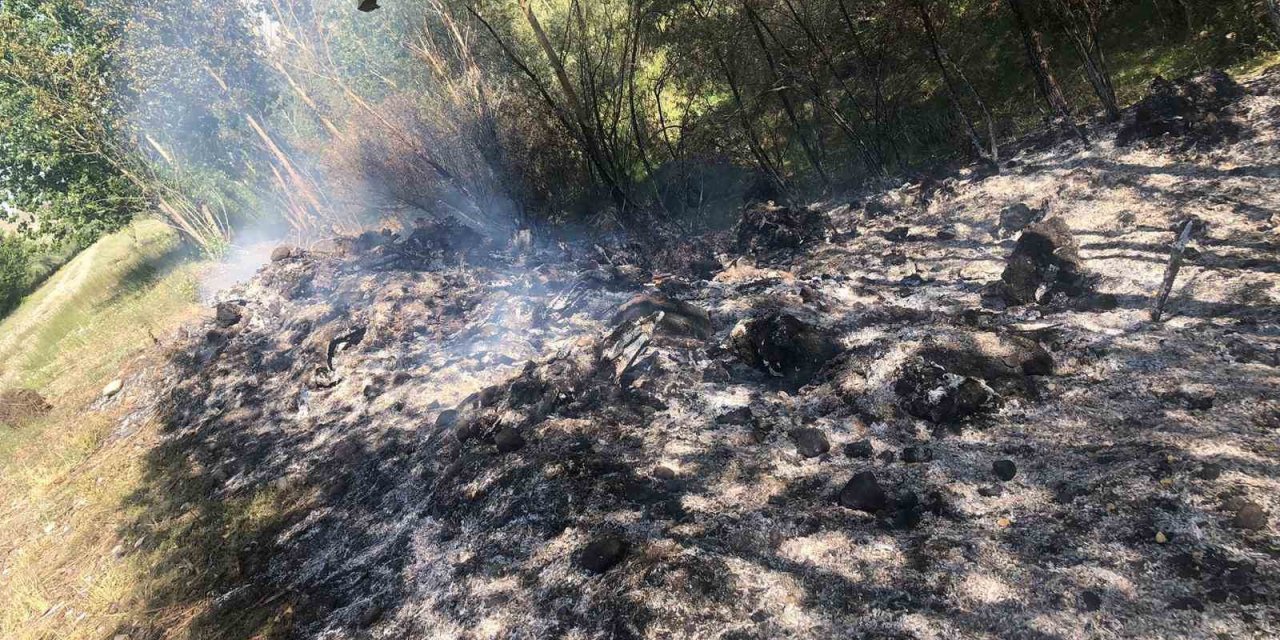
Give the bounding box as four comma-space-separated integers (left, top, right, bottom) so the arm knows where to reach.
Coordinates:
0, 219, 228, 639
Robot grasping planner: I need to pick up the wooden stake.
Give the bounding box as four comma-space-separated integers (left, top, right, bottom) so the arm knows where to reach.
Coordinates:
1151, 219, 1196, 322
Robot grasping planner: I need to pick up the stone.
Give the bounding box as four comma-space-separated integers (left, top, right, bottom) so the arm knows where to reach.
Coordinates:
993, 459, 1018, 482
729, 312, 841, 390
270, 245, 295, 262
1232, 501, 1267, 530
1197, 463, 1223, 480
653, 466, 677, 481
998, 203, 1040, 236
884, 226, 911, 242
895, 361, 1001, 425
978, 485, 1004, 498
716, 407, 756, 426
1000, 217, 1091, 305
1168, 596, 1205, 612
102, 379, 124, 398
578, 535, 628, 573
494, 428, 526, 454
844, 439, 874, 458
901, 446, 933, 464
838, 471, 887, 513
1080, 590, 1103, 612
215, 303, 243, 328
791, 428, 830, 458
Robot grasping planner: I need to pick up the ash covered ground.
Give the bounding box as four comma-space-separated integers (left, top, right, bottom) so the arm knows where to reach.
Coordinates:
115, 69, 1279, 639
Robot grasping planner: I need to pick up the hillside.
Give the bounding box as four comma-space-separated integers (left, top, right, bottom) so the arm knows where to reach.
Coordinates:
18, 67, 1267, 640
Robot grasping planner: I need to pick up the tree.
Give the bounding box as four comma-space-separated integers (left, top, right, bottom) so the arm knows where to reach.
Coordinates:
0, 0, 141, 245
1004, 0, 1088, 141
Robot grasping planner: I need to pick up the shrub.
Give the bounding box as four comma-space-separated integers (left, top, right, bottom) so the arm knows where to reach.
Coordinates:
0, 235, 31, 317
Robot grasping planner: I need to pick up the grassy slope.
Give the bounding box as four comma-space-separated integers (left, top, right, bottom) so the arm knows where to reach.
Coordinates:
0, 219, 208, 639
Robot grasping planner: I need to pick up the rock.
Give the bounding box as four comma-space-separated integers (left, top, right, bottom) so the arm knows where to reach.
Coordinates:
901, 446, 933, 464
578, 535, 628, 573
436, 409, 459, 429
716, 407, 756, 426
270, 245, 295, 262
884, 226, 910, 242
915, 332, 1054, 383
1175, 386, 1215, 410
978, 485, 1004, 498
936, 225, 959, 241
993, 459, 1018, 482
494, 428, 526, 454
1119, 69, 1245, 146
838, 471, 887, 513
1080, 590, 1103, 612
895, 361, 1001, 425
611, 294, 713, 340
1232, 501, 1267, 530
790, 428, 830, 458
729, 312, 841, 390
844, 439, 874, 458
1168, 596, 1205, 612
1000, 218, 1091, 305
1197, 462, 1223, 480
998, 203, 1041, 236
653, 466, 677, 481
735, 203, 829, 254
877, 450, 897, 463
102, 379, 124, 398
215, 303, 243, 328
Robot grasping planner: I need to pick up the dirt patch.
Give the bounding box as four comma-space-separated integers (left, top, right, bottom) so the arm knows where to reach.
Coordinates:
0, 388, 52, 427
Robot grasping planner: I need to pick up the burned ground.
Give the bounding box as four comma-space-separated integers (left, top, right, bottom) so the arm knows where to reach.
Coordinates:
111, 69, 1280, 639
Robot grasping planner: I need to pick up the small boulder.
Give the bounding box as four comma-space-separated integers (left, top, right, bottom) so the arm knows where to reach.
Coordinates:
993, 459, 1018, 482
895, 361, 1001, 425
102, 379, 125, 398
998, 202, 1041, 236
1000, 218, 1091, 305
270, 245, 296, 262
578, 535, 628, 574
844, 439, 874, 458
729, 312, 841, 390
901, 446, 933, 464
838, 471, 887, 513
1232, 501, 1268, 531
215, 303, 243, 328
494, 428, 526, 454
790, 428, 830, 458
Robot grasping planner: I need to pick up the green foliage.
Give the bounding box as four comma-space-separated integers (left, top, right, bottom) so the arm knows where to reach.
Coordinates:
0, 0, 141, 245
0, 234, 31, 316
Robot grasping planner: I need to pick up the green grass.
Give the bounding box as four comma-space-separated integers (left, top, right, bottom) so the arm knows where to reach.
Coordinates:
0, 218, 209, 639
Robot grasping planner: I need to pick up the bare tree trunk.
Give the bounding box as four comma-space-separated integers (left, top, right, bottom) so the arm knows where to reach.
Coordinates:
1005, 0, 1088, 142
515, 0, 630, 209
914, 0, 998, 166
1267, 0, 1280, 41
742, 2, 831, 189
1052, 0, 1120, 121
777, 0, 884, 175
